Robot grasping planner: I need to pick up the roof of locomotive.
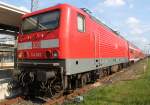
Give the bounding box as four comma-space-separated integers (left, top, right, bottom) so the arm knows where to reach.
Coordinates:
22, 3, 88, 19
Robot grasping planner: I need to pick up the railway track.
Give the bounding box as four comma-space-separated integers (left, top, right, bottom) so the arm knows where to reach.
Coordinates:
0, 60, 147, 105
0, 97, 23, 105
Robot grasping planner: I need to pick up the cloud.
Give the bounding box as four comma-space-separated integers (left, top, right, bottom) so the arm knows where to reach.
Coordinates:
135, 37, 149, 43
104, 0, 126, 7
126, 17, 150, 49
19, 6, 30, 12
126, 17, 150, 36
92, 0, 126, 14
126, 17, 139, 25
129, 36, 150, 49
126, 17, 143, 35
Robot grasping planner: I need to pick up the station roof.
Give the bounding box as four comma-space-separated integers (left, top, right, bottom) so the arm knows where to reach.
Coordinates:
0, 1, 29, 35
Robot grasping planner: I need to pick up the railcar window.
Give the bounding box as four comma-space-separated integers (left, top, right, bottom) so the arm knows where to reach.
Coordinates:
77, 14, 85, 32
130, 50, 134, 53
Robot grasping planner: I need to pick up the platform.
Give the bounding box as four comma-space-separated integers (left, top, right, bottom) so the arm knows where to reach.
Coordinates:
0, 69, 20, 100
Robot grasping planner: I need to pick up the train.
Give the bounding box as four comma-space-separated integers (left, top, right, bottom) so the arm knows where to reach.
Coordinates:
16, 4, 144, 97
129, 43, 145, 63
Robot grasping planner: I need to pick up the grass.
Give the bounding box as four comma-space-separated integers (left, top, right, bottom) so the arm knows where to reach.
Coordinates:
65, 59, 150, 105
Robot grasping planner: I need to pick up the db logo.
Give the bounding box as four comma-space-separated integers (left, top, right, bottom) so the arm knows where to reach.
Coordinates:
32, 41, 40, 48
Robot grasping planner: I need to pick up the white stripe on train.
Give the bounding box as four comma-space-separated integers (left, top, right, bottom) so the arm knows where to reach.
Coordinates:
17, 39, 59, 50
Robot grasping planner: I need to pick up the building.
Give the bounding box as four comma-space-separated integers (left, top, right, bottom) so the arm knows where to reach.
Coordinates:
0, 1, 29, 68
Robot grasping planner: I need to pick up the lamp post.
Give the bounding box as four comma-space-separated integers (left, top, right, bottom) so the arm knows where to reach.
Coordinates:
31, 0, 33, 12
146, 44, 150, 56
144, 44, 150, 66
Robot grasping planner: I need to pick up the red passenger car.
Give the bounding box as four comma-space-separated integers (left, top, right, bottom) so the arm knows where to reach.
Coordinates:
16, 4, 136, 97
128, 43, 144, 63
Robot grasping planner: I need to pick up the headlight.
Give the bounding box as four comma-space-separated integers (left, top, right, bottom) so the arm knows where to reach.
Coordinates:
18, 52, 23, 58
53, 50, 58, 58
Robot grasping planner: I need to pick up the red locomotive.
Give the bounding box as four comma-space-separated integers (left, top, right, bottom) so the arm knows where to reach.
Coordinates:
16, 4, 144, 97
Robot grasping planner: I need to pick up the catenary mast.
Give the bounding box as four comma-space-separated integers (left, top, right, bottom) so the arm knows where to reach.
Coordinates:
31, 0, 39, 12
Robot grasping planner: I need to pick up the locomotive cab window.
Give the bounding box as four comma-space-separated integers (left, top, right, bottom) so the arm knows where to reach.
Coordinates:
22, 10, 60, 34
77, 14, 85, 32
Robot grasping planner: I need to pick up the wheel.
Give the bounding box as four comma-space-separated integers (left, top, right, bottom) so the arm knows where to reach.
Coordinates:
80, 74, 87, 87
49, 79, 64, 98
99, 70, 104, 79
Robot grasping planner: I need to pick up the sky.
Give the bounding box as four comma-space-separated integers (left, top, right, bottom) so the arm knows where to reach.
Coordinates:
0, 0, 150, 51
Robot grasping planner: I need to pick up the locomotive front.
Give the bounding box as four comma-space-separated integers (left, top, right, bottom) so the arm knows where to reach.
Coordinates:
17, 6, 65, 97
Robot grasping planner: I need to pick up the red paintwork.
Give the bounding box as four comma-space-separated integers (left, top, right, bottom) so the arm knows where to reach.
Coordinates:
17, 29, 59, 59
17, 4, 142, 60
